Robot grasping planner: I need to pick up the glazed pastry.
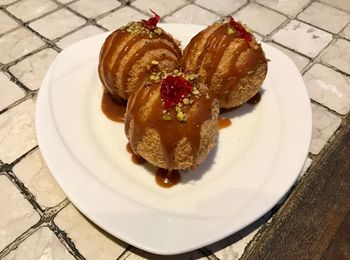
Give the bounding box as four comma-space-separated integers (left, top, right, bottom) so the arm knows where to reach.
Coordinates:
125, 71, 219, 170
98, 11, 182, 100
181, 16, 267, 108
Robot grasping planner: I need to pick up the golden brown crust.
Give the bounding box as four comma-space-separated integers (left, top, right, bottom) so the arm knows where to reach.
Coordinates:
181, 22, 267, 109
98, 22, 182, 100
125, 74, 219, 170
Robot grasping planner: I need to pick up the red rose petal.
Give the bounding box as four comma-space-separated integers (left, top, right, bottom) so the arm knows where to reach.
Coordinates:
141, 9, 160, 29
161, 76, 193, 109
228, 16, 252, 42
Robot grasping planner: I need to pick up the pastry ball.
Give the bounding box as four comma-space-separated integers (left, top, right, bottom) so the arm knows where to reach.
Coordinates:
98, 11, 182, 100
181, 16, 267, 108
125, 72, 219, 170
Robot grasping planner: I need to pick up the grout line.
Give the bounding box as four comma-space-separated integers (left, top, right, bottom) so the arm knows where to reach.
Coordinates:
6, 170, 44, 214
314, 0, 350, 13
198, 247, 220, 260
115, 245, 133, 260
49, 220, 86, 260
0, 221, 43, 258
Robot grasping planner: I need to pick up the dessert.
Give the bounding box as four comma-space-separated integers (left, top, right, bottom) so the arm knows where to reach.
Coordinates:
125, 72, 219, 170
98, 11, 182, 100
181, 16, 267, 108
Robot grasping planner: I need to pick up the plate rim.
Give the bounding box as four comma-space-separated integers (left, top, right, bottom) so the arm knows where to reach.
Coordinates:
35, 23, 312, 255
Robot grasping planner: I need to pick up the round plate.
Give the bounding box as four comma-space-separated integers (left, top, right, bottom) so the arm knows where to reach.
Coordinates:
36, 24, 312, 255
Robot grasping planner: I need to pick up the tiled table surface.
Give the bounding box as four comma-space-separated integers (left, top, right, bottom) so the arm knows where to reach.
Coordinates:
0, 0, 349, 259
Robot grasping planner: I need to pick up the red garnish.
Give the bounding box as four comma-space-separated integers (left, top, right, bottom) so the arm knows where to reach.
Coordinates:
228, 16, 252, 42
141, 9, 160, 29
160, 75, 193, 109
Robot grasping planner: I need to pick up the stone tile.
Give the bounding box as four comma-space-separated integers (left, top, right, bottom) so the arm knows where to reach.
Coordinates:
12, 150, 66, 208
256, 0, 310, 16
0, 72, 25, 111
272, 20, 332, 58
132, 0, 187, 17
56, 25, 105, 49
0, 99, 36, 163
310, 103, 341, 155
195, 0, 246, 16
318, 39, 350, 75
0, 175, 40, 250
234, 3, 287, 35
9, 48, 57, 90
97, 7, 147, 31
268, 42, 310, 71
297, 2, 350, 34
29, 9, 85, 40
55, 0, 73, 3
304, 64, 350, 115
0, 0, 17, 5
340, 23, 350, 40
0, 27, 45, 64
0, 10, 19, 35
319, 0, 350, 12
164, 4, 220, 26
69, 0, 121, 19
6, 0, 58, 22
3, 227, 74, 260
55, 204, 127, 259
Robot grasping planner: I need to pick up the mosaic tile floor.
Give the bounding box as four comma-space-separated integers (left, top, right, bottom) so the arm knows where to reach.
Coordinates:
1, 0, 349, 259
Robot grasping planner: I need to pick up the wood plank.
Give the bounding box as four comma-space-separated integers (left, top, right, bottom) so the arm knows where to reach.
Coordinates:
321, 211, 350, 260
242, 116, 350, 260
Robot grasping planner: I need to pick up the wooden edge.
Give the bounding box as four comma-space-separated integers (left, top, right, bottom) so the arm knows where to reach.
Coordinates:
241, 114, 350, 260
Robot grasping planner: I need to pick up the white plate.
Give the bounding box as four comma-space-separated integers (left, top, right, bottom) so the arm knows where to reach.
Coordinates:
36, 24, 312, 255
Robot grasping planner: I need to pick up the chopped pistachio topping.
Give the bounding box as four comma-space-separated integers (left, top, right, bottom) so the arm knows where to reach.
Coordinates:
125, 21, 162, 37
154, 28, 163, 35
151, 60, 159, 65
192, 89, 200, 95
176, 111, 186, 121
149, 74, 160, 81
173, 69, 179, 74
183, 98, 189, 105
162, 113, 172, 120
187, 73, 198, 81
227, 27, 234, 35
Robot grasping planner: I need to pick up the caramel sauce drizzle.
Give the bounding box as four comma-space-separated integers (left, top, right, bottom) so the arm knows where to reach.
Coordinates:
101, 90, 126, 122
125, 83, 214, 170
182, 28, 207, 67
204, 27, 232, 86
121, 41, 180, 91
218, 117, 232, 129
99, 30, 130, 94
99, 25, 181, 99
194, 25, 226, 74
182, 23, 266, 105
155, 168, 181, 188
109, 34, 148, 86
126, 142, 146, 165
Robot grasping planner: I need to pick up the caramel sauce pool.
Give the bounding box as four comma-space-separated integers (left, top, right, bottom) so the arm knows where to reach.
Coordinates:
101, 91, 126, 122
126, 143, 146, 165
156, 168, 181, 188
218, 117, 232, 129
